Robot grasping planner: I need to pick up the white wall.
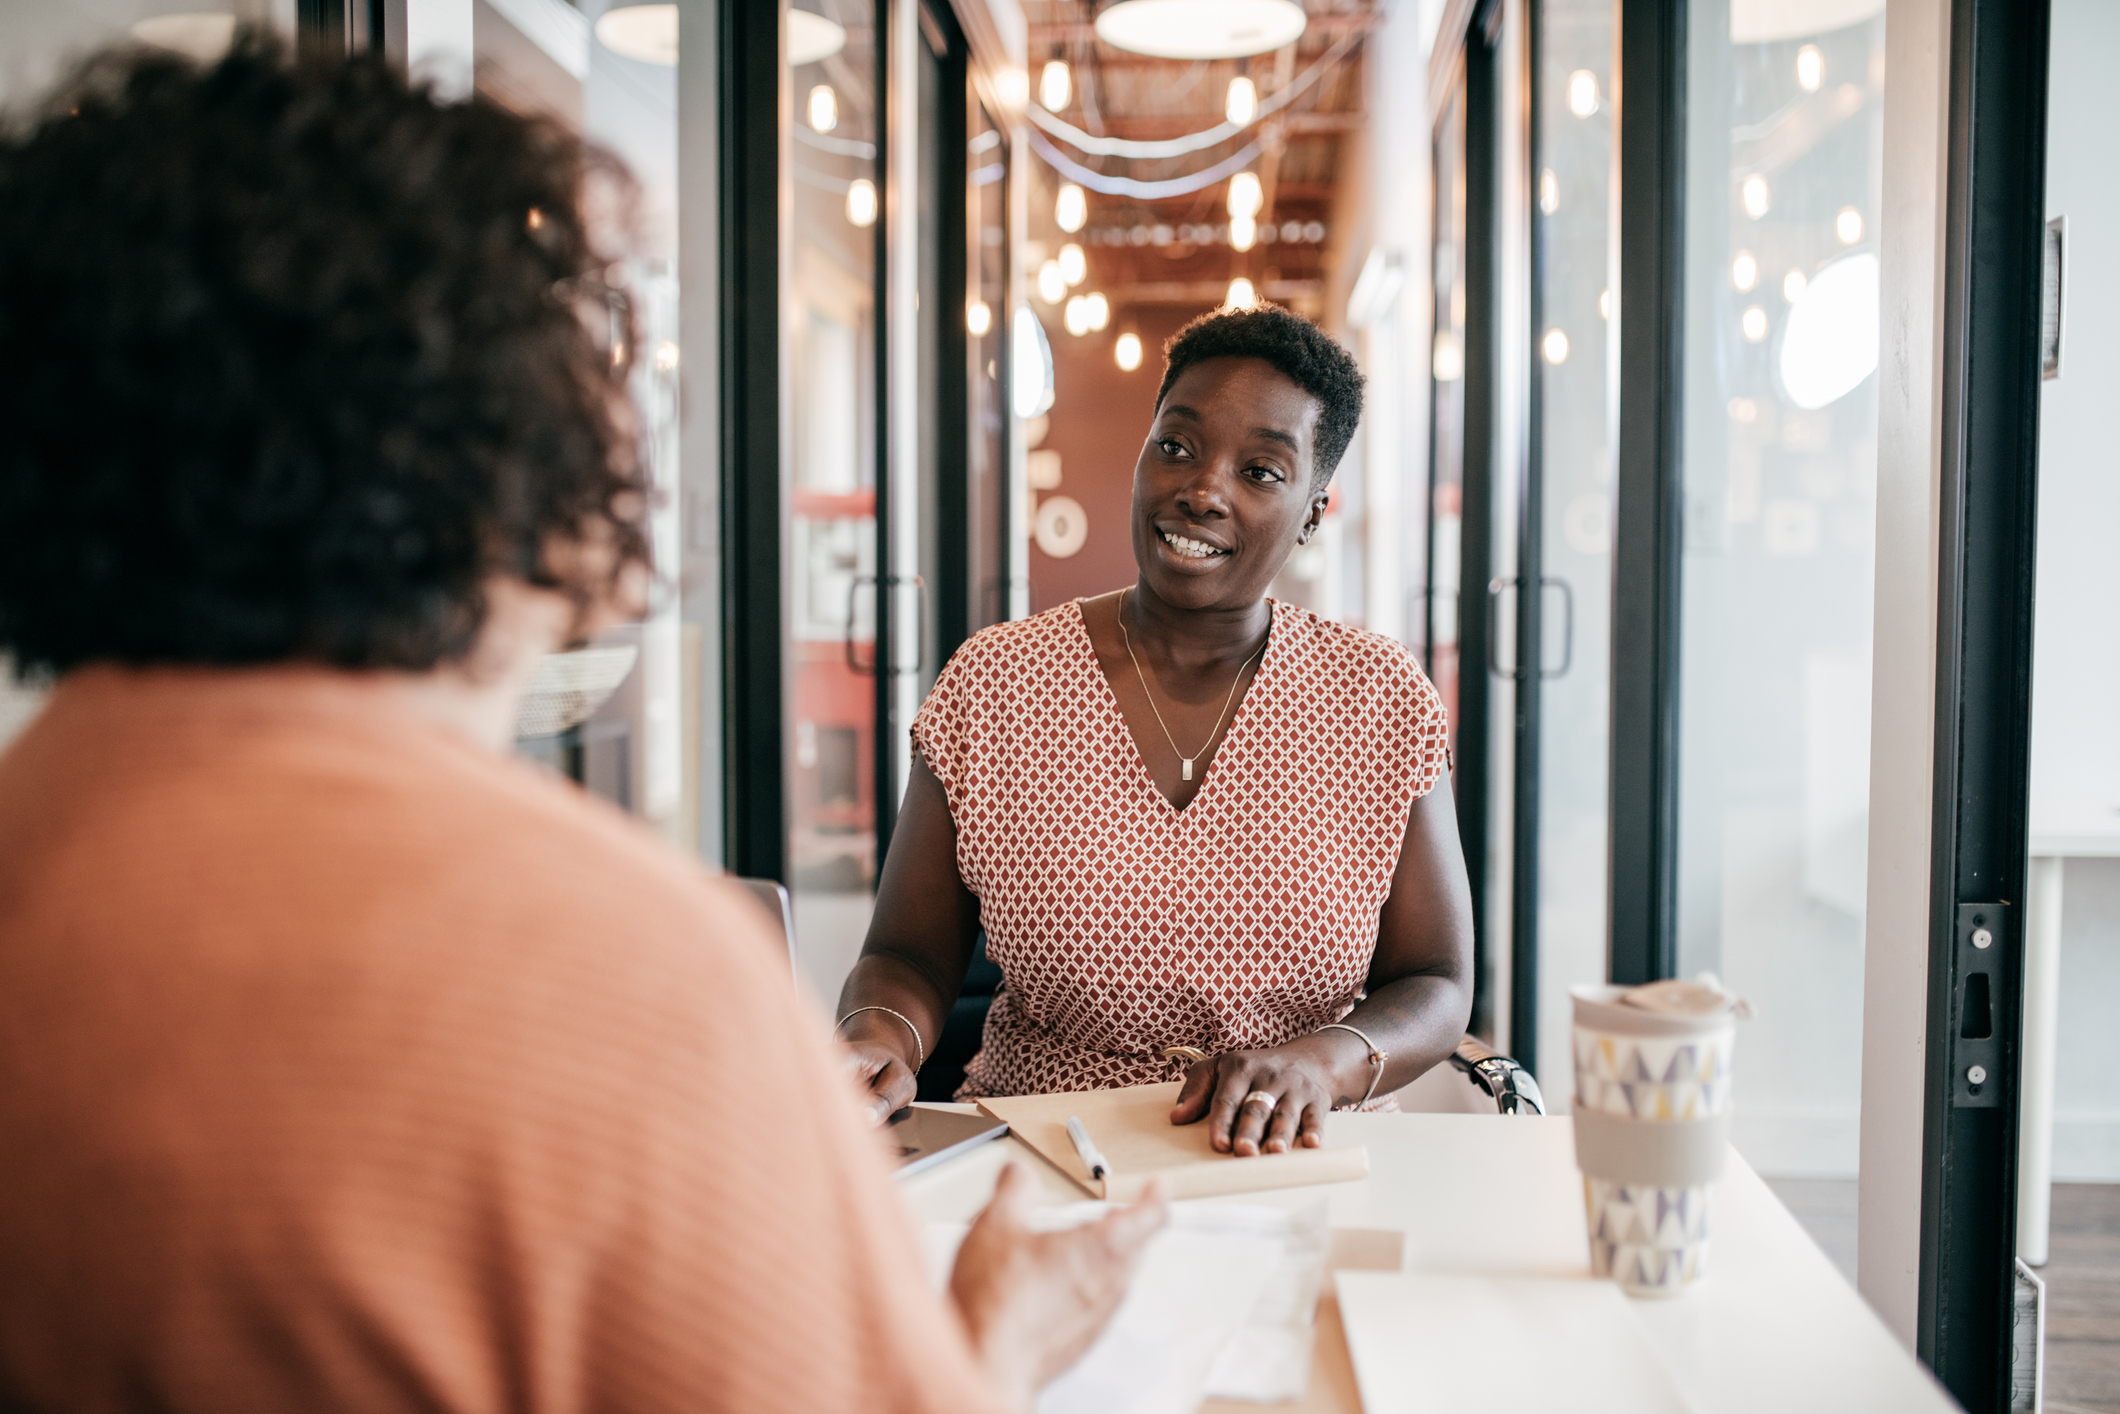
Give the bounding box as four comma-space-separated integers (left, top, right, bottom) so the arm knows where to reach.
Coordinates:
2034, 0, 2120, 1183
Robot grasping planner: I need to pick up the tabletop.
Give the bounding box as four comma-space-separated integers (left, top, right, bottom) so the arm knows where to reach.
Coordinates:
899, 1110, 1961, 1414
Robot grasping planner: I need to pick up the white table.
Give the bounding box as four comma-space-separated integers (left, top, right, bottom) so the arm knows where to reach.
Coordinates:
901, 1112, 1957, 1414
2018, 807, 2120, 1265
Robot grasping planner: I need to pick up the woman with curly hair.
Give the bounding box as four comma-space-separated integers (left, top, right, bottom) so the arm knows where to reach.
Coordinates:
837, 305, 1477, 1155
0, 35, 1161, 1414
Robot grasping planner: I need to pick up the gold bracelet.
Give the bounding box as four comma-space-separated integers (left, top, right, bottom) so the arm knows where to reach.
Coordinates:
1318, 1022, 1389, 1106
837, 1005, 925, 1068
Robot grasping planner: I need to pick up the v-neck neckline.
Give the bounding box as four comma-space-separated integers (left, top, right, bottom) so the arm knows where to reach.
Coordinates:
1069, 596, 1281, 817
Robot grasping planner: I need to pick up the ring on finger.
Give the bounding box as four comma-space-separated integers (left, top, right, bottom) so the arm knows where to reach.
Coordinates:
1241, 1089, 1279, 1113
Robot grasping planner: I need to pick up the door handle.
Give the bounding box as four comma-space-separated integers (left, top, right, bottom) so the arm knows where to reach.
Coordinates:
1486, 578, 1518, 680
845, 574, 877, 675
1541, 576, 1574, 679
1486, 576, 1575, 680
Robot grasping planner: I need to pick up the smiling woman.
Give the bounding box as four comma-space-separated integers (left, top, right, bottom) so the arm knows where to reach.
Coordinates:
835, 306, 1476, 1156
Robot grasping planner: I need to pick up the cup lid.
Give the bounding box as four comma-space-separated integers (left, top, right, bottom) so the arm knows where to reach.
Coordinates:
1571, 975, 1750, 1035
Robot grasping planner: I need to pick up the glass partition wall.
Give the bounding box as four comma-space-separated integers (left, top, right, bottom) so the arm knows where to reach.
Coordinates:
1675, 4, 1885, 1190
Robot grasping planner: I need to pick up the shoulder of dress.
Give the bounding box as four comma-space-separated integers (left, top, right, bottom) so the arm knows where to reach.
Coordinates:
1274, 603, 1431, 685
932, 603, 1088, 680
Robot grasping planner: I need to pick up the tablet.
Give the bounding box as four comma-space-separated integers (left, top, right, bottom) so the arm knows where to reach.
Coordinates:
887, 1106, 1009, 1179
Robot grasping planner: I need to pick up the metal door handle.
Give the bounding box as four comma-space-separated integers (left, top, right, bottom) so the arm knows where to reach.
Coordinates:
1486, 576, 1575, 680
1541, 576, 1574, 679
846, 574, 878, 675
1487, 578, 1517, 680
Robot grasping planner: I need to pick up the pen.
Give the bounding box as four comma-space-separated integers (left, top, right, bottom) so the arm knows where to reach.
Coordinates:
1065, 1115, 1109, 1182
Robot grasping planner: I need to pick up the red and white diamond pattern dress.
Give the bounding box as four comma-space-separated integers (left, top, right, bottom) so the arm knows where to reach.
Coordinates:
912, 598, 1450, 1099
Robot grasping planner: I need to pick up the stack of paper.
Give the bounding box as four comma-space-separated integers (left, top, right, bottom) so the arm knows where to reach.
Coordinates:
976, 1083, 1370, 1201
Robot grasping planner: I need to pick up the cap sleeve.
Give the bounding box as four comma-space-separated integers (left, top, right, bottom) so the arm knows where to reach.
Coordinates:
1405, 662, 1451, 799
909, 645, 974, 819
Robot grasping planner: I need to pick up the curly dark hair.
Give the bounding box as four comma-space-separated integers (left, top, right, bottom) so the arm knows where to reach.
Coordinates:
1154, 303, 1365, 488
0, 33, 649, 675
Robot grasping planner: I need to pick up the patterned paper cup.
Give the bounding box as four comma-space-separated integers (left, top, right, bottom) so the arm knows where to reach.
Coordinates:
1571, 980, 1744, 1299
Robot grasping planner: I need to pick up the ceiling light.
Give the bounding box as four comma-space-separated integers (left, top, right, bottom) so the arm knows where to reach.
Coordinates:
1836, 207, 1865, 244
1093, 0, 1306, 60
1064, 295, 1093, 337
597, 4, 677, 65
995, 67, 1030, 109
1086, 292, 1110, 331
1225, 277, 1258, 310
845, 178, 878, 227
966, 299, 993, 337
1230, 215, 1257, 251
1568, 70, 1598, 117
1732, 251, 1759, 291
807, 84, 838, 133
1115, 332, 1144, 371
1013, 307, 1056, 418
1783, 269, 1808, 302
1742, 305, 1769, 342
1038, 260, 1067, 304
787, 9, 847, 66
1543, 329, 1570, 364
1226, 76, 1258, 125
1040, 59, 1071, 112
1796, 45, 1824, 92
1742, 175, 1771, 219
130, 13, 236, 62
1227, 170, 1263, 219
1058, 243, 1087, 286
1779, 251, 1879, 409
1054, 183, 1087, 233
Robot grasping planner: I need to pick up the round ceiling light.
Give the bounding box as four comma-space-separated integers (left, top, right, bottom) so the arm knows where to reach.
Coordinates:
1092, 0, 1307, 60
596, 4, 676, 65
130, 13, 237, 63
788, 9, 848, 67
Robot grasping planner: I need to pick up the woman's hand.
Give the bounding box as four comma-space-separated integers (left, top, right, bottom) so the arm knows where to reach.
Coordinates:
1168, 1035, 1367, 1155
838, 1015, 918, 1125
949, 1163, 1167, 1409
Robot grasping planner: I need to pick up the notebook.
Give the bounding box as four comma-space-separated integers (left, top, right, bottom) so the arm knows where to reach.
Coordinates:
975, 1082, 1370, 1201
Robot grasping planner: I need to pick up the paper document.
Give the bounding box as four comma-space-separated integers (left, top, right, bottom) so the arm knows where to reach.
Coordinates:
923, 1202, 1327, 1414
977, 1083, 1370, 1201
1335, 1272, 1695, 1414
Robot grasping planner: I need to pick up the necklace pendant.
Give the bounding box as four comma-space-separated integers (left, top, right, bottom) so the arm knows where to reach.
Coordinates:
1182, 757, 1194, 781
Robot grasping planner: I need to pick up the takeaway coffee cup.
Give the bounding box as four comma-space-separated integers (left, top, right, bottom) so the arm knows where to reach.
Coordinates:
1570, 977, 1748, 1298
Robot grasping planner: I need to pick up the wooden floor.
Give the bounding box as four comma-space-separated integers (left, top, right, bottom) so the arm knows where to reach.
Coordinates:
1764, 1179, 2120, 1413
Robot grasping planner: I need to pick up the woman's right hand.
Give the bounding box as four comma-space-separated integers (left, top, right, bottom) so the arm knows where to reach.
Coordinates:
838, 1017, 919, 1125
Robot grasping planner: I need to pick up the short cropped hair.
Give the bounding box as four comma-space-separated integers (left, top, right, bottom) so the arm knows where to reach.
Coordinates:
1154, 304, 1365, 487
0, 34, 649, 676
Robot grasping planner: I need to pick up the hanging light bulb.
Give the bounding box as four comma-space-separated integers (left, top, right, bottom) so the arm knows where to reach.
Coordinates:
1568, 70, 1598, 117
1539, 168, 1559, 214
1230, 214, 1257, 251
1782, 269, 1807, 303
1225, 277, 1258, 310
1054, 182, 1087, 233
966, 299, 993, 337
1064, 295, 1093, 336
1796, 45, 1824, 92
1225, 75, 1258, 125
995, 67, 1030, 109
1742, 175, 1771, 219
1227, 170, 1263, 219
1085, 292, 1110, 330
1732, 250, 1759, 291
1542, 328, 1570, 364
1836, 207, 1864, 244
845, 177, 877, 227
1058, 242, 1087, 286
1039, 59, 1072, 112
1742, 305, 1769, 342
1115, 331, 1143, 371
1037, 260, 1067, 304
807, 84, 838, 133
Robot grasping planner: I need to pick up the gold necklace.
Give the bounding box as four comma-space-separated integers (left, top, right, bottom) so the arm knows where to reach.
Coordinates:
1117, 589, 1267, 782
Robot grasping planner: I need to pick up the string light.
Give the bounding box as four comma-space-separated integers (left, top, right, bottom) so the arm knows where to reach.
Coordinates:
1064, 295, 1093, 336
1783, 269, 1807, 303
1796, 45, 1824, 92
1039, 59, 1071, 112
1230, 214, 1256, 251
1225, 75, 1257, 125
1227, 170, 1263, 218
1742, 175, 1770, 219
1037, 260, 1067, 304
1568, 70, 1598, 117
1539, 168, 1558, 214
807, 84, 837, 133
1225, 277, 1258, 310
1115, 331, 1143, 371
995, 67, 1029, 109
1055, 182, 1087, 233
845, 177, 877, 227
966, 299, 992, 336
1058, 242, 1087, 285
1836, 207, 1864, 244
1085, 292, 1109, 330
1732, 251, 1759, 291
1542, 328, 1570, 364
1742, 305, 1769, 342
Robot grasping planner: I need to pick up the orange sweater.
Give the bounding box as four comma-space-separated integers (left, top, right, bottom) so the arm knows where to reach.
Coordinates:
0, 667, 998, 1414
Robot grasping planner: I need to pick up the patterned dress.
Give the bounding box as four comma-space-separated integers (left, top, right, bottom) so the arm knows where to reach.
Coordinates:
911, 598, 1450, 1099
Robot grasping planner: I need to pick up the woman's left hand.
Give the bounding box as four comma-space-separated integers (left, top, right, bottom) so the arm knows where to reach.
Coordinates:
1168, 1038, 1354, 1156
